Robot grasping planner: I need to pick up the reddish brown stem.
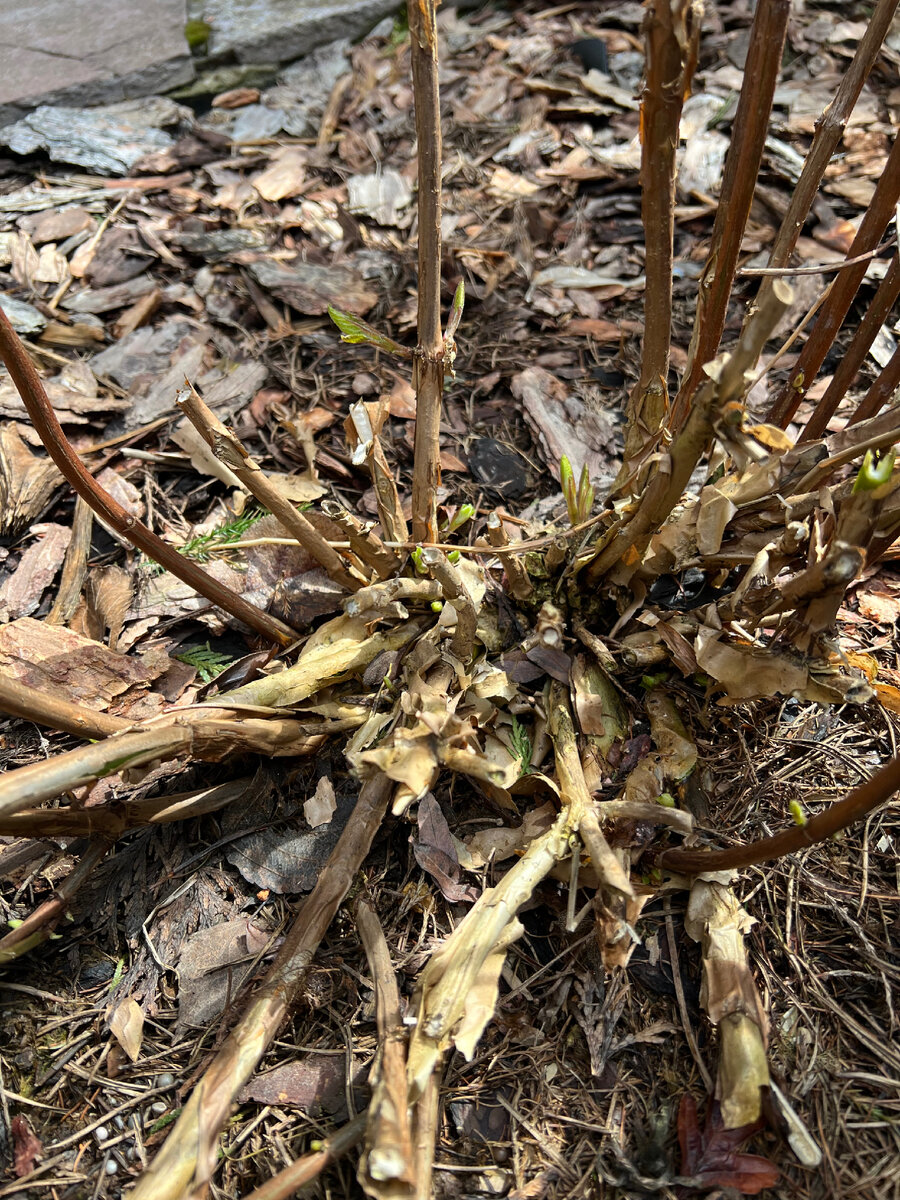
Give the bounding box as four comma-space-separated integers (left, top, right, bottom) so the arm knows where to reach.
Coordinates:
748, 0, 899, 327
848, 339, 900, 427
408, 0, 445, 543
768, 133, 900, 428
671, 0, 790, 429
800, 253, 900, 440
621, 0, 699, 472
0, 307, 297, 647
659, 751, 900, 874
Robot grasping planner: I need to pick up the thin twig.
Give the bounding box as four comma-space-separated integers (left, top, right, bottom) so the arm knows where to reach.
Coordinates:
659, 751, 900, 873
0, 307, 297, 648
241, 1116, 366, 1200
408, 0, 445, 542
176, 381, 362, 591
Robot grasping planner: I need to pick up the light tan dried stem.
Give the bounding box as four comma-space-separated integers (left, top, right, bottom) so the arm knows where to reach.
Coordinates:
407, 0, 445, 542
768, 132, 900, 428
0, 674, 129, 740
412, 1070, 440, 1200
322, 500, 402, 579
356, 897, 415, 1198
0, 306, 296, 648
589, 281, 793, 581
0, 713, 328, 818
621, 0, 700, 477
748, 0, 899, 333
46, 495, 93, 625
0, 778, 251, 839
660, 750, 900, 874
547, 682, 633, 897
243, 1116, 366, 1200
177, 381, 361, 592
420, 547, 477, 663
671, 0, 790, 429
0, 838, 113, 963
801, 253, 900, 440
486, 512, 533, 600
130, 774, 394, 1200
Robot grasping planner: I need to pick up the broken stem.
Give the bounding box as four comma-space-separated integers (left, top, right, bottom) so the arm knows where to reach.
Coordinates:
0, 306, 297, 648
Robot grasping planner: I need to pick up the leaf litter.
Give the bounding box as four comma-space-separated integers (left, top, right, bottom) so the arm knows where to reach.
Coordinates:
0, 2, 899, 1199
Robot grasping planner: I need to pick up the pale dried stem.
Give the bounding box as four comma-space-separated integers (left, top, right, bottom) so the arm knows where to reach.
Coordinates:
420, 547, 477, 662
0, 674, 129, 740
672, 0, 790, 428
486, 511, 533, 600
130, 774, 394, 1200
407, 0, 445, 542
412, 1070, 440, 1200
0, 307, 296, 647
177, 382, 361, 591
356, 897, 415, 1194
322, 499, 402, 579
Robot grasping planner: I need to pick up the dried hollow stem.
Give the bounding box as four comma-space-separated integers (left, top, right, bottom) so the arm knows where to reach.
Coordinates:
130, 774, 393, 1200
0, 674, 129, 740
177, 382, 361, 591
408, 0, 445, 542
660, 750, 900, 874
0, 306, 297, 648
486, 511, 534, 600
768, 132, 900, 427
321, 499, 401, 579
420, 547, 477, 663
672, 0, 790, 428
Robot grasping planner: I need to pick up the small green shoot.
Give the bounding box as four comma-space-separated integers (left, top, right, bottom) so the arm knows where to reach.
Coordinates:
430, 600, 444, 612
328, 306, 411, 357
411, 546, 427, 575
789, 799, 807, 827
510, 715, 533, 775
447, 549, 461, 564
641, 671, 669, 689
448, 503, 475, 534
657, 792, 677, 808
560, 456, 594, 526
174, 642, 236, 684
853, 446, 896, 493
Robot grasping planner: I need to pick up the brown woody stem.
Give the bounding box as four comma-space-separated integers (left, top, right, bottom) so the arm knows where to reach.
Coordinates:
0, 307, 297, 647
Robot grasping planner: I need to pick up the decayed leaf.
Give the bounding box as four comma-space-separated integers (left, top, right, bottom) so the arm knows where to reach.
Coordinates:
624, 690, 697, 805
304, 775, 337, 827
414, 793, 477, 904
678, 1095, 778, 1194
107, 996, 145, 1063
11, 1115, 43, 1178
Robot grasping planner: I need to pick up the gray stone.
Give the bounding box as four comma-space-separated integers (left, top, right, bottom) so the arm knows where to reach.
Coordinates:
0, 0, 193, 128
201, 0, 397, 65
0, 295, 46, 335
0, 97, 191, 176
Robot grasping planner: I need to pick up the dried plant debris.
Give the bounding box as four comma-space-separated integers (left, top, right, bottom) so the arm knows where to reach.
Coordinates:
1, 2, 900, 1199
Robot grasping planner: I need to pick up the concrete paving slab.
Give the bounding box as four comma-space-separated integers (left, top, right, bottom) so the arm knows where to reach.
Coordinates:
0, 0, 193, 127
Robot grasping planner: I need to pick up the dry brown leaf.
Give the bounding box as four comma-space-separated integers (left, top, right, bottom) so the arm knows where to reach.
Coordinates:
107, 996, 145, 1063
304, 776, 336, 827
0, 424, 63, 536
